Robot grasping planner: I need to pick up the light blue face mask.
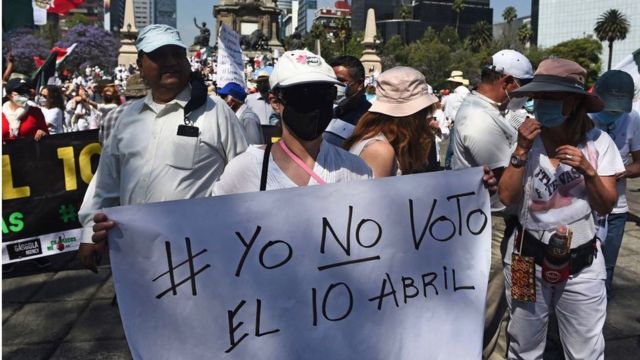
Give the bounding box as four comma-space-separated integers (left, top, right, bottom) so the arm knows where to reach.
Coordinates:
592, 111, 624, 126
524, 99, 534, 113
533, 99, 566, 128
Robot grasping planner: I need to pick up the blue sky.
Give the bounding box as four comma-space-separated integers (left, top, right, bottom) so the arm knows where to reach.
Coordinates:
175, 0, 533, 47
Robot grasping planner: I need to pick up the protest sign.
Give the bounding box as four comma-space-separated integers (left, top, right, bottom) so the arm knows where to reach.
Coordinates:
216, 23, 245, 88
107, 167, 491, 359
2, 130, 100, 263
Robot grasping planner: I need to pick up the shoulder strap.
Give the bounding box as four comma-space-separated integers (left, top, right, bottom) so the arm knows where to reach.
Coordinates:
260, 142, 273, 191
183, 73, 208, 123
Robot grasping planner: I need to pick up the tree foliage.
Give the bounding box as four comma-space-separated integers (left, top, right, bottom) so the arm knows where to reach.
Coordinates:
467, 21, 493, 52
452, 0, 464, 34
55, 24, 119, 74
2, 28, 49, 75
517, 23, 533, 47
546, 37, 603, 87
594, 8, 630, 70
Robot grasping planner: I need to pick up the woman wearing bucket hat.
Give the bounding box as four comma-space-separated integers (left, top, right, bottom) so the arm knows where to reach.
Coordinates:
344, 67, 440, 177
590, 70, 640, 297
498, 58, 625, 359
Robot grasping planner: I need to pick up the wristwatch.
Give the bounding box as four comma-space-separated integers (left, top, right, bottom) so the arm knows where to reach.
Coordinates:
510, 153, 527, 168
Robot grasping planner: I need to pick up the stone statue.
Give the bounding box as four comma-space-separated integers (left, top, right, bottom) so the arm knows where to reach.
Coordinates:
240, 29, 269, 51
287, 32, 305, 50
193, 17, 211, 47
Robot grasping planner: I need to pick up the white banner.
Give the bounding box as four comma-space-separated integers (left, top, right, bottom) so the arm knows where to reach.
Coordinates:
2, 228, 82, 263
216, 23, 246, 88
107, 168, 491, 359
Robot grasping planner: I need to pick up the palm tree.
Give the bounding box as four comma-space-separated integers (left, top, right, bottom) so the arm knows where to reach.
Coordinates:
594, 9, 630, 70
502, 6, 517, 46
452, 0, 465, 35
468, 21, 492, 52
517, 23, 533, 48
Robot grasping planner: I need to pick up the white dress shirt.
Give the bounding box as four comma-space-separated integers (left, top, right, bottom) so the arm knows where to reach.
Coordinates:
79, 85, 248, 243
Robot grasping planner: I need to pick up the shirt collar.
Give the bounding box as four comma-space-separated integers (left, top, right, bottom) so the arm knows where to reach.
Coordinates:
236, 103, 248, 117
472, 90, 502, 110
141, 84, 191, 113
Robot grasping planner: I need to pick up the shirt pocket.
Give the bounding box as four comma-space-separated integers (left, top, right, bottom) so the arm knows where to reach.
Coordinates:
166, 135, 199, 170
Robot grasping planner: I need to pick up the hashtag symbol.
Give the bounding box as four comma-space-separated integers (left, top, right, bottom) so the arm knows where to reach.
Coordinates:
152, 237, 210, 299
59, 204, 78, 223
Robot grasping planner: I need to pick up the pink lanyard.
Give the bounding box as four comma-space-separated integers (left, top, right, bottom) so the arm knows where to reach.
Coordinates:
278, 141, 327, 185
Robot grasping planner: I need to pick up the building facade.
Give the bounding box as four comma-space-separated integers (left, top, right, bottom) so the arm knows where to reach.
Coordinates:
535, 0, 640, 69
351, 0, 492, 43
155, 0, 176, 27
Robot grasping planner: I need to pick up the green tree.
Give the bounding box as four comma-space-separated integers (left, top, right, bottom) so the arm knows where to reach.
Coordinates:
467, 21, 492, 52
334, 17, 351, 55
502, 6, 517, 46
407, 35, 451, 87
439, 26, 460, 50
399, 4, 411, 20
547, 37, 603, 86
64, 13, 92, 29
452, 0, 465, 35
380, 35, 408, 69
517, 23, 533, 48
594, 9, 630, 70
344, 31, 365, 59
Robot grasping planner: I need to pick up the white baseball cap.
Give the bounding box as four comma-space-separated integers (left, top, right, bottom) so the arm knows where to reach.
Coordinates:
136, 24, 186, 53
270, 50, 341, 89
490, 50, 534, 81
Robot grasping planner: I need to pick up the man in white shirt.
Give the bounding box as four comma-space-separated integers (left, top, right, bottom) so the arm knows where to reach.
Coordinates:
78, 24, 248, 271
451, 49, 534, 359
217, 82, 264, 144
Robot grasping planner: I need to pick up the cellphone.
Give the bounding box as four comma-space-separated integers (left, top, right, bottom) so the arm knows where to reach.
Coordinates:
177, 124, 199, 137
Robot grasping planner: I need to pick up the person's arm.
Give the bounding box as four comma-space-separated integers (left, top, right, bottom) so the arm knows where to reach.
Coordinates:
359, 140, 396, 178
624, 150, 640, 179
77, 125, 122, 271
32, 108, 49, 141
3, 53, 14, 82
555, 143, 617, 214
499, 118, 541, 206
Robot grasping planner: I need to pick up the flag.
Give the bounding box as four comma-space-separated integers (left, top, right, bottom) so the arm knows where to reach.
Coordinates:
32, 51, 57, 92
2, 0, 35, 32
33, 56, 46, 68
47, 0, 84, 15
53, 43, 77, 65
33, 0, 49, 25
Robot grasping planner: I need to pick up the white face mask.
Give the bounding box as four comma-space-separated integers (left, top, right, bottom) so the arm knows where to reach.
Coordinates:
13, 94, 29, 107
334, 83, 348, 106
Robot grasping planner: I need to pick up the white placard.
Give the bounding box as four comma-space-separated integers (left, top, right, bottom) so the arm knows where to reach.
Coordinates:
216, 23, 246, 88
107, 168, 491, 359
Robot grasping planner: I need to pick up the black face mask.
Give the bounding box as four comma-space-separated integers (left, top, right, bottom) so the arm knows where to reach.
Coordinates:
282, 96, 334, 141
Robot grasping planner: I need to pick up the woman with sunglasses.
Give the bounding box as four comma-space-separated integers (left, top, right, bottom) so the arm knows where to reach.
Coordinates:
38, 85, 66, 134
498, 58, 624, 359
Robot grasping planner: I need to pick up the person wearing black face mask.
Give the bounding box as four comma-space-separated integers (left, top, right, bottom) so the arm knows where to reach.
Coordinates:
213, 49, 373, 195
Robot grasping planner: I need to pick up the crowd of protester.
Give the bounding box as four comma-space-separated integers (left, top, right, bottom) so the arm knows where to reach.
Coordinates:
3, 23, 639, 360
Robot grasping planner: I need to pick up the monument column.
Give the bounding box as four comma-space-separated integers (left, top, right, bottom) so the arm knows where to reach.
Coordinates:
360, 9, 382, 75
117, 0, 139, 66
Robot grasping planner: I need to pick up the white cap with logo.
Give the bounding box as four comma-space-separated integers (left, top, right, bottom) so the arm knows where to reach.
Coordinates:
270, 50, 342, 89
491, 49, 534, 81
